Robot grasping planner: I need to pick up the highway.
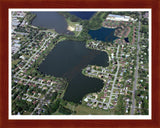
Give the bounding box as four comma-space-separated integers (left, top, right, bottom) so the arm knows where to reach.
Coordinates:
130, 12, 141, 115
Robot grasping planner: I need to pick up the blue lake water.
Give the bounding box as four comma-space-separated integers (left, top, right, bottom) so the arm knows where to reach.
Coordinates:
89, 27, 118, 42
31, 12, 73, 34
69, 12, 96, 20
31, 11, 113, 103
39, 40, 109, 103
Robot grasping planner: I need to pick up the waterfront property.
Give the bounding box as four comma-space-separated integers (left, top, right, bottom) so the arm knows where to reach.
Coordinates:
11, 10, 149, 116
39, 40, 109, 103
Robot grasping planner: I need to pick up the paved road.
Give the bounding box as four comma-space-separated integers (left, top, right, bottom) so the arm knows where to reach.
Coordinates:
14, 76, 53, 87
107, 45, 120, 109
130, 12, 141, 115
30, 86, 53, 115
14, 36, 52, 76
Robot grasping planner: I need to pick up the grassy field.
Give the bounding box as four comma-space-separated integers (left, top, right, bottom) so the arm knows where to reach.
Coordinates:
74, 104, 113, 115
89, 12, 108, 30
66, 18, 79, 27
23, 111, 31, 115
128, 26, 133, 43
52, 111, 64, 115
12, 59, 20, 65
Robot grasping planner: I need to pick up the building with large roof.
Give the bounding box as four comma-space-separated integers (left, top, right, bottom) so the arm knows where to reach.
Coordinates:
106, 14, 136, 22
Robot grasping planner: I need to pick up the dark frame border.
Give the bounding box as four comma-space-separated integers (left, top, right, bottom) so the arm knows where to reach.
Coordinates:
0, 0, 159, 128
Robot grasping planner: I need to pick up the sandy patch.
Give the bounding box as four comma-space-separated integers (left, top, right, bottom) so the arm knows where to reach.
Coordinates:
67, 26, 75, 31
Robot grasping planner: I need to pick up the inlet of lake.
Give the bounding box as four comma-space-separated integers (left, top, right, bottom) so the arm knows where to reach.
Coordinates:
39, 40, 109, 103
32, 12, 117, 103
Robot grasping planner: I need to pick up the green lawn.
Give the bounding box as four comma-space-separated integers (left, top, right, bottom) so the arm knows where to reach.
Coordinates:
23, 111, 31, 115
12, 59, 20, 65
74, 104, 113, 115
66, 18, 79, 26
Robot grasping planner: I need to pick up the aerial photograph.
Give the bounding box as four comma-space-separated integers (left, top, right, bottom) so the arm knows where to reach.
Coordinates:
10, 9, 150, 117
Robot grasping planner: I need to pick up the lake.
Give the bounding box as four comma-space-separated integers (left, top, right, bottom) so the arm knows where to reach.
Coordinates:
31, 12, 73, 34
32, 11, 110, 103
39, 40, 109, 103
89, 27, 118, 42
69, 12, 96, 20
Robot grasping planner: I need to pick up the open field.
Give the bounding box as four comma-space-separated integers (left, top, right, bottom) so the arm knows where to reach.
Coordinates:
74, 104, 113, 115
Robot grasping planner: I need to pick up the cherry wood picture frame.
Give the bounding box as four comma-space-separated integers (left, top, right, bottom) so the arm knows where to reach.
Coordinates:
0, 0, 160, 128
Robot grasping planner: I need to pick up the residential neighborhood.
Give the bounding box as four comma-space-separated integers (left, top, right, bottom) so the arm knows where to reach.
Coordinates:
11, 11, 68, 115
11, 10, 149, 116
82, 12, 149, 115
